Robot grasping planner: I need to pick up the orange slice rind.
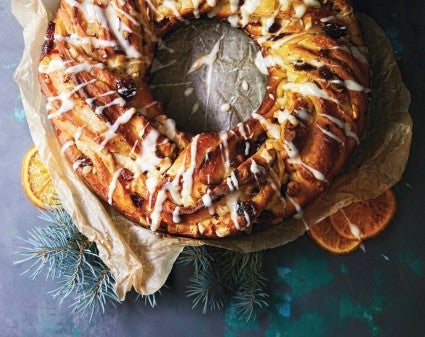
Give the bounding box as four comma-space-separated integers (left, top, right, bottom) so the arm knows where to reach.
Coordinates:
308, 189, 397, 254
21, 145, 59, 209
330, 190, 397, 240
308, 217, 361, 254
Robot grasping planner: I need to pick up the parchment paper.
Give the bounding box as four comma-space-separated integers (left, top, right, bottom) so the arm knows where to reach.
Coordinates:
13, 0, 412, 300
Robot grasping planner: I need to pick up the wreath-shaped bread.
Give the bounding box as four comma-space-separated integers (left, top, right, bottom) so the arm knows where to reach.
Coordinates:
38, 0, 369, 238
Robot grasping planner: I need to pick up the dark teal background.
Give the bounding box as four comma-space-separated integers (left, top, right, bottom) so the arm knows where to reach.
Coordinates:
1, 0, 424, 336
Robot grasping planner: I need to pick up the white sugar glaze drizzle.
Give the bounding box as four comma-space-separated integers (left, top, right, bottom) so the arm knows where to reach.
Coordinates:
220, 103, 231, 112
321, 113, 360, 144
108, 168, 123, 204
287, 194, 309, 230
95, 97, 126, 115
65, 62, 104, 74
65, 0, 108, 27
74, 127, 84, 141
150, 188, 168, 230
110, 1, 140, 26
240, 0, 262, 26
187, 35, 224, 111
250, 159, 266, 176
163, 0, 189, 24
184, 87, 194, 96
284, 140, 299, 158
340, 209, 361, 240
105, 4, 142, 58
157, 118, 177, 140
331, 79, 371, 93
219, 132, 231, 173
252, 112, 281, 139
86, 91, 116, 105
278, 109, 299, 125
61, 140, 75, 153
254, 52, 279, 75
226, 190, 241, 230
226, 171, 239, 191
295, 108, 311, 122
172, 206, 181, 223
100, 108, 136, 149
191, 0, 201, 18
241, 80, 249, 91
282, 82, 338, 103
54, 34, 116, 49
287, 157, 328, 183
38, 59, 70, 73
181, 134, 200, 203
47, 79, 97, 119
229, 0, 239, 13
227, 15, 239, 27
202, 189, 213, 207
317, 125, 344, 144
136, 129, 162, 173
150, 59, 177, 73
206, 0, 217, 6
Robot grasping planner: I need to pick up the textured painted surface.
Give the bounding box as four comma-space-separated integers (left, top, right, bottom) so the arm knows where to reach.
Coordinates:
1, 0, 424, 336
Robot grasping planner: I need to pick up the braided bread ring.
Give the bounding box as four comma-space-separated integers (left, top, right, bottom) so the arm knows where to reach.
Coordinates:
38, 0, 369, 238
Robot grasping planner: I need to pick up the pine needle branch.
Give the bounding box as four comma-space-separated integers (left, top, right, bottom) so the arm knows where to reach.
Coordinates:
179, 246, 269, 320
13, 207, 120, 319
186, 268, 227, 313
136, 293, 159, 308
14, 207, 270, 321
232, 252, 269, 321
177, 246, 214, 274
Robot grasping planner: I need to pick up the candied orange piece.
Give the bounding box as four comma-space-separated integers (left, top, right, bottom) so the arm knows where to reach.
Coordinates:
308, 217, 360, 254
330, 190, 397, 240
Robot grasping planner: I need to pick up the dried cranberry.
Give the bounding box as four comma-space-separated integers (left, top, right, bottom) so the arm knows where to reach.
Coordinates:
45, 21, 55, 39
322, 22, 347, 39
41, 40, 55, 57
113, 45, 125, 55
41, 21, 56, 56
318, 49, 330, 57
294, 61, 316, 71
76, 156, 93, 167
130, 192, 144, 208
251, 133, 267, 153
268, 22, 281, 34
235, 140, 248, 157
236, 201, 256, 218
120, 168, 134, 182
319, 67, 334, 80
116, 77, 137, 101
270, 33, 288, 41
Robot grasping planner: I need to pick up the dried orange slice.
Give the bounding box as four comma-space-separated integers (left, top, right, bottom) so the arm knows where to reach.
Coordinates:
21, 145, 59, 209
308, 217, 360, 254
330, 190, 397, 241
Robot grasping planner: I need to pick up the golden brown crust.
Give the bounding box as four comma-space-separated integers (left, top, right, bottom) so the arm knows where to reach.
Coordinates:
38, 0, 369, 238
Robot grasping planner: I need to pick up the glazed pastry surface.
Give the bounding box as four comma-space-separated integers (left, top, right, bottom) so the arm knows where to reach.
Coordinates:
38, 0, 369, 238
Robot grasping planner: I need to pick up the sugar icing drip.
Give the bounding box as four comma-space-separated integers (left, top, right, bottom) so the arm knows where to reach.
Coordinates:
108, 168, 123, 204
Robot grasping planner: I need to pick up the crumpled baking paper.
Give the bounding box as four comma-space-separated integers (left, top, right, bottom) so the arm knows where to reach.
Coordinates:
13, 0, 412, 300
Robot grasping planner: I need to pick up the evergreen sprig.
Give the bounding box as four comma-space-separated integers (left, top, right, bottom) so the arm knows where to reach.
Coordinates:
14, 207, 269, 321
178, 246, 269, 321
14, 207, 120, 319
